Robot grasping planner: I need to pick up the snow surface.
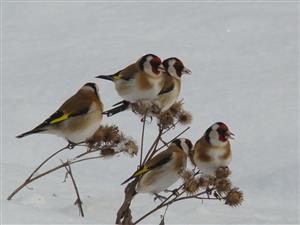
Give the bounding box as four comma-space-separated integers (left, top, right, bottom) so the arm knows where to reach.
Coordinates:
2, 2, 299, 224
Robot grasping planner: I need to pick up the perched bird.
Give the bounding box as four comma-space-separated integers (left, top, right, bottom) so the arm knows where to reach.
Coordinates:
16, 83, 103, 144
122, 138, 193, 195
96, 54, 165, 116
191, 122, 234, 176
153, 57, 191, 111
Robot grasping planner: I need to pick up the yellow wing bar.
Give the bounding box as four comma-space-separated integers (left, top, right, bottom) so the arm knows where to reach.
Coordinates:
50, 113, 70, 124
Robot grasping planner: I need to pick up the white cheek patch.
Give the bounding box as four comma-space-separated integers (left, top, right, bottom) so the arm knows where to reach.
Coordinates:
180, 139, 190, 155
143, 61, 153, 75
167, 60, 178, 78
209, 130, 226, 147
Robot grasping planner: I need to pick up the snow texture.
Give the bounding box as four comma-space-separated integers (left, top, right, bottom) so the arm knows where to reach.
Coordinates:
2, 2, 299, 224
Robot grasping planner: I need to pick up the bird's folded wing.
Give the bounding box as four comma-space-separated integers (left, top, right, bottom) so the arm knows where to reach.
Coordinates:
45, 107, 90, 125
148, 151, 173, 170
121, 151, 173, 185
158, 76, 175, 95
119, 64, 138, 81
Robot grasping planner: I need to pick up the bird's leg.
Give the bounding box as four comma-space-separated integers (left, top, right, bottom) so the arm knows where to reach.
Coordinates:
164, 188, 179, 196
206, 187, 212, 198
154, 193, 167, 202
140, 115, 153, 123
67, 141, 76, 149
213, 191, 222, 200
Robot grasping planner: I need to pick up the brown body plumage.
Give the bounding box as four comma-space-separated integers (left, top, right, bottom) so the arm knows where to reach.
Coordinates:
96, 54, 165, 103
17, 83, 103, 144
153, 57, 191, 112
192, 122, 234, 176
122, 138, 193, 194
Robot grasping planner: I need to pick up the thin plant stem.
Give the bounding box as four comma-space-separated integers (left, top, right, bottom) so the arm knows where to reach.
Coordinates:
142, 126, 162, 164
62, 161, 85, 217
27, 145, 69, 181
7, 145, 121, 200
134, 187, 214, 224
139, 112, 147, 166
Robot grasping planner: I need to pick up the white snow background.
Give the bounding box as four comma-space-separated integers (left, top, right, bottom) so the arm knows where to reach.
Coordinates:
1, 2, 299, 224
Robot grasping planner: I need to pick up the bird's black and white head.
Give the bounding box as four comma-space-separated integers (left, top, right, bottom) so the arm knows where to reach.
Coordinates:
163, 57, 192, 80
172, 138, 193, 155
138, 54, 165, 77
204, 122, 234, 147
83, 83, 99, 95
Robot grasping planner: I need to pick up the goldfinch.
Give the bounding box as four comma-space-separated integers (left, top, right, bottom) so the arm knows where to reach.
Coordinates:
96, 54, 165, 116
16, 83, 103, 144
96, 54, 165, 102
154, 57, 191, 111
191, 122, 234, 176
122, 138, 193, 195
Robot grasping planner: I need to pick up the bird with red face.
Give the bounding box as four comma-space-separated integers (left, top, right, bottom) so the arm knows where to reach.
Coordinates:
96, 54, 165, 115
154, 57, 191, 111
191, 122, 235, 177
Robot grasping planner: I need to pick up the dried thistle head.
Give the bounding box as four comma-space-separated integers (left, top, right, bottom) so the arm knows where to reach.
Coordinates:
184, 178, 200, 195
169, 101, 183, 116
225, 188, 244, 207
178, 111, 193, 125
216, 178, 232, 193
100, 147, 116, 157
180, 170, 194, 181
86, 125, 138, 158
131, 101, 151, 115
158, 111, 175, 129
215, 167, 231, 179
124, 140, 138, 157
198, 177, 210, 188
198, 176, 216, 188
87, 125, 120, 144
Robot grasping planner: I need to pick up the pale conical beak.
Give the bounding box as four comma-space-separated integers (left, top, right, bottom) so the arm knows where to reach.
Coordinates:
158, 64, 165, 72
183, 67, 192, 75
227, 131, 235, 140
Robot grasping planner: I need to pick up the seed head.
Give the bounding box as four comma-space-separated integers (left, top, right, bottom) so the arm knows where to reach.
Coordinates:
215, 167, 231, 179
225, 188, 244, 207
216, 178, 232, 193
178, 111, 193, 125
198, 177, 210, 188
169, 101, 183, 116
124, 140, 138, 157
184, 178, 200, 195
100, 148, 116, 157
158, 111, 175, 129
180, 170, 194, 181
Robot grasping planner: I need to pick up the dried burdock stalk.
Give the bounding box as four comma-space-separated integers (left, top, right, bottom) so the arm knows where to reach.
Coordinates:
225, 187, 244, 207
7, 124, 137, 205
